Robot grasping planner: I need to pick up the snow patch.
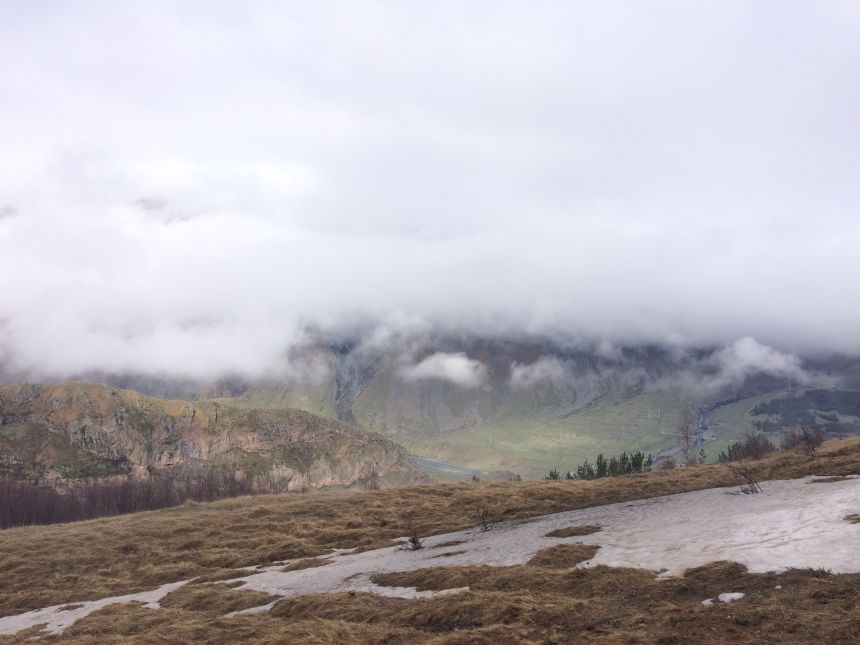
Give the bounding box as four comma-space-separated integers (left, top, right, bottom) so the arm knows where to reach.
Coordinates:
224, 601, 277, 618
0, 580, 188, 636
704, 592, 746, 605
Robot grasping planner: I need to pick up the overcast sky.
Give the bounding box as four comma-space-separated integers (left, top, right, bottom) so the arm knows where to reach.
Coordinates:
0, 1, 858, 378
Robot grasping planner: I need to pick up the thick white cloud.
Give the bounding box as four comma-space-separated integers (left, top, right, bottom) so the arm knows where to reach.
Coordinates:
0, 1, 858, 378
398, 353, 487, 388
704, 337, 812, 391
651, 337, 823, 395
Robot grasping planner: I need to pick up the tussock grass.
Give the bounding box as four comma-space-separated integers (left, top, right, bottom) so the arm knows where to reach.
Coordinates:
280, 558, 335, 572
188, 569, 255, 584
158, 585, 279, 615
809, 475, 853, 483
545, 524, 602, 537
525, 542, 600, 568
9, 562, 860, 644
0, 437, 858, 644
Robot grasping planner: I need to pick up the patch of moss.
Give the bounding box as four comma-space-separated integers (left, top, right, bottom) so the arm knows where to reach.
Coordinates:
0, 423, 36, 441
122, 405, 156, 439
56, 454, 131, 479
211, 448, 273, 476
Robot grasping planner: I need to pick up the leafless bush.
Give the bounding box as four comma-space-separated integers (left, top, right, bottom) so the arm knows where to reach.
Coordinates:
359, 462, 381, 491
405, 527, 424, 550
782, 427, 825, 456
658, 457, 676, 470
726, 464, 762, 494
475, 504, 495, 532
396, 511, 424, 551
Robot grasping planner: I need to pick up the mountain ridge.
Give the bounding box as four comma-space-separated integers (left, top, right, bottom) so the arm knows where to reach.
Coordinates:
0, 382, 424, 490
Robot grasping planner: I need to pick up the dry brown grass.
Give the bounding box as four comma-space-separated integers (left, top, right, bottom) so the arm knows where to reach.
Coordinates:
8, 562, 859, 644
525, 543, 600, 568
280, 558, 335, 572
0, 437, 858, 644
545, 524, 602, 537
809, 475, 853, 484
188, 569, 255, 584
158, 585, 279, 615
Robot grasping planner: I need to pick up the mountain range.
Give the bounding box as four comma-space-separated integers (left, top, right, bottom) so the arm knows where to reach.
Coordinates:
7, 336, 858, 480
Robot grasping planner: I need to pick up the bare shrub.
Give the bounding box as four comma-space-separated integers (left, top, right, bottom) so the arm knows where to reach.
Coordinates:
782, 427, 826, 456
726, 464, 762, 494
397, 512, 424, 551
359, 463, 381, 491
475, 505, 495, 532
405, 527, 423, 550
658, 457, 676, 470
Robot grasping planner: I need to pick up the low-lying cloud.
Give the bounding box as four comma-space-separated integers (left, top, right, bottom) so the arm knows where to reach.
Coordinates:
705, 337, 812, 391
398, 352, 488, 388
0, 1, 858, 380
651, 337, 825, 395
510, 356, 568, 390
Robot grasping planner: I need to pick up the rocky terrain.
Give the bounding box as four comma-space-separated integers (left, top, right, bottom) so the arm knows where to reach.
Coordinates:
0, 383, 423, 491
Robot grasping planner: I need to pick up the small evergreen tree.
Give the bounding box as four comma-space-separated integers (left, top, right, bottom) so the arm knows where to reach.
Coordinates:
607, 456, 620, 477
576, 459, 596, 480
595, 454, 607, 478
619, 452, 631, 474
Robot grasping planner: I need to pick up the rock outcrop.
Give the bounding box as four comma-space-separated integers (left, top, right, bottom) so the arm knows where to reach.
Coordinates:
0, 382, 424, 490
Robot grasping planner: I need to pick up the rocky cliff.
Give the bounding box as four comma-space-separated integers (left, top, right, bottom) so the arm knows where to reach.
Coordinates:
0, 382, 424, 490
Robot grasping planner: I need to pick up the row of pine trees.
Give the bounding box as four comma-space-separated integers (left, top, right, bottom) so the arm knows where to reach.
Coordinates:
547, 450, 653, 480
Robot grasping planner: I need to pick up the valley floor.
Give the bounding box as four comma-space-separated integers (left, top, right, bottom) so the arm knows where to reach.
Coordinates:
1, 438, 859, 644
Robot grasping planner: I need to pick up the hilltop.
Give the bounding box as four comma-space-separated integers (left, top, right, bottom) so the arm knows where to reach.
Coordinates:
0, 382, 423, 492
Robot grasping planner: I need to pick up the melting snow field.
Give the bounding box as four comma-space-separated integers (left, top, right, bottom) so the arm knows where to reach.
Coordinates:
0, 581, 189, 636
1, 474, 858, 637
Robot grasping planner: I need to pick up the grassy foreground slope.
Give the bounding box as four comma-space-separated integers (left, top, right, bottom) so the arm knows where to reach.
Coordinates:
1, 438, 859, 643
